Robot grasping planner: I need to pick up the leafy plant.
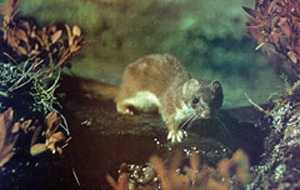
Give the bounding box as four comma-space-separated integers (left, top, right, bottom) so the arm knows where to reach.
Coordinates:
30, 111, 71, 156
0, 0, 84, 125
244, 0, 300, 78
107, 150, 250, 190
0, 0, 83, 68
0, 108, 19, 167
0, 107, 71, 167
0, 0, 83, 166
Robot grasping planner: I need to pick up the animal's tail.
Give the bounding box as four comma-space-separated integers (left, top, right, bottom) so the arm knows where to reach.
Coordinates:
61, 75, 119, 100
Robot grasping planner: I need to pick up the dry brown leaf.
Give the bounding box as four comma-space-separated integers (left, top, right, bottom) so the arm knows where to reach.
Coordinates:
217, 159, 231, 178
1, 2, 83, 68
245, 0, 300, 74
106, 174, 129, 190
232, 150, 250, 184
190, 152, 200, 171
288, 51, 298, 63
207, 178, 229, 190
72, 25, 81, 37
19, 119, 32, 133
0, 108, 13, 149
0, 108, 20, 167
49, 131, 66, 141
117, 173, 129, 190
15, 28, 29, 42
150, 155, 171, 190
30, 143, 47, 156
51, 30, 62, 43
46, 112, 61, 134
0, 0, 20, 19
16, 45, 28, 55
106, 175, 119, 190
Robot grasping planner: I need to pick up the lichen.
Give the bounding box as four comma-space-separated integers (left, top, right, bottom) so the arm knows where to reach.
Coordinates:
273, 164, 286, 181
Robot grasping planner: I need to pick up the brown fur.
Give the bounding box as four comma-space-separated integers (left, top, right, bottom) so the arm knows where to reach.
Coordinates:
75, 54, 223, 142
115, 54, 223, 142
115, 54, 190, 114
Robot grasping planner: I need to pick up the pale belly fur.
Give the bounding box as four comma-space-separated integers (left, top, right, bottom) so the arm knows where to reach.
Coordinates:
122, 91, 194, 124
122, 91, 161, 113
119, 91, 195, 143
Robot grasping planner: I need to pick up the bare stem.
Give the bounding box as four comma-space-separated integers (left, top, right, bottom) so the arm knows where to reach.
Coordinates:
244, 93, 271, 116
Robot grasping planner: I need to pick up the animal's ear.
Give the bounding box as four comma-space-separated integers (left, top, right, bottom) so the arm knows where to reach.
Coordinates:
182, 79, 200, 97
210, 80, 223, 108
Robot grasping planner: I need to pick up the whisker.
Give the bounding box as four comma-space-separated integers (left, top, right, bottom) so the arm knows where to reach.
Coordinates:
183, 113, 200, 130
182, 113, 196, 127
215, 115, 233, 140
181, 113, 197, 130
183, 114, 196, 127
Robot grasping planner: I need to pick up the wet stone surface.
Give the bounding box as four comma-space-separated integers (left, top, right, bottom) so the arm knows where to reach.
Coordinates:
0, 75, 267, 190
58, 75, 265, 190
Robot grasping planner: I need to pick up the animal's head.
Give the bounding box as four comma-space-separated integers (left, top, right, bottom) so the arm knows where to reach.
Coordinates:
182, 79, 223, 119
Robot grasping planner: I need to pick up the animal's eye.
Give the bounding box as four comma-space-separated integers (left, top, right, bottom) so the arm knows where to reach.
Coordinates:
192, 97, 199, 104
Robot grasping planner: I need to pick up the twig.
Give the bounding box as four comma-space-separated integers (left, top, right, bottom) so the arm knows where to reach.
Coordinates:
48, 106, 70, 136
0, 91, 9, 97
2, 52, 18, 64
46, 69, 61, 93
72, 168, 81, 187
255, 42, 265, 50
244, 93, 270, 116
61, 137, 72, 149
266, 92, 280, 102
59, 114, 70, 135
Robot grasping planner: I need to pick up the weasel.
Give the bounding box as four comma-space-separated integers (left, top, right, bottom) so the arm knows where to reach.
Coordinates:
115, 54, 223, 143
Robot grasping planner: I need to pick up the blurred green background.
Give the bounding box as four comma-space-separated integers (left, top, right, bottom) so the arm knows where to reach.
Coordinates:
16, 0, 283, 107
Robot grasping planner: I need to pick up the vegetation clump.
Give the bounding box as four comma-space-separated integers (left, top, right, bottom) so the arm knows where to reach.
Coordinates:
107, 150, 250, 190
0, 0, 83, 167
244, 0, 300, 80
243, 2, 300, 189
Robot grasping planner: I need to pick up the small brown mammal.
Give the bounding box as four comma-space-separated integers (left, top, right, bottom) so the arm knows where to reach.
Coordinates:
115, 54, 223, 143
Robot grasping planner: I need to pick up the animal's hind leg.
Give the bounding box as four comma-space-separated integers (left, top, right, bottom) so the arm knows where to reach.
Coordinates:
116, 101, 134, 115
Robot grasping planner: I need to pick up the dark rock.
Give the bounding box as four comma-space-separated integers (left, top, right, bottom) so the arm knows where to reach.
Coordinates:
248, 92, 300, 190
58, 75, 267, 189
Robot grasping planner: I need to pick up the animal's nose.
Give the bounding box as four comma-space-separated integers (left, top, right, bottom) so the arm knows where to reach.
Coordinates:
200, 110, 211, 119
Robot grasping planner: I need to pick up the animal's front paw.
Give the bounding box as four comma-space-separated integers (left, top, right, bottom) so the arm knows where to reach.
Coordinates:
167, 129, 187, 143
